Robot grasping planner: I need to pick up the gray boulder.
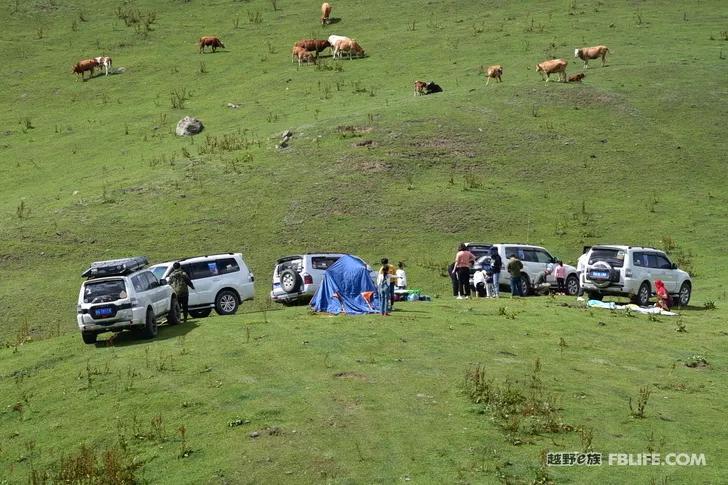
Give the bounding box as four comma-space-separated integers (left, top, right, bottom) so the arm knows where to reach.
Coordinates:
175, 116, 204, 136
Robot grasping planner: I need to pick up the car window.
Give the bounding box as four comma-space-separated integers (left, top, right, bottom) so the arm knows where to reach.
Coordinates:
633, 252, 647, 267
83, 279, 127, 303
505, 247, 526, 260
143, 272, 159, 288
276, 259, 303, 274
216, 258, 240, 274
589, 248, 625, 268
311, 256, 340, 270
532, 249, 553, 263
151, 266, 168, 279
132, 274, 150, 292
654, 254, 672, 269
187, 261, 217, 279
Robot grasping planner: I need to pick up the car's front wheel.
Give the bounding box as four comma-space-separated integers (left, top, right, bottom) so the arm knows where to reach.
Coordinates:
633, 282, 651, 307
81, 332, 97, 344
215, 290, 239, 315
676, 282, 691, 307
566, 274, 580, 296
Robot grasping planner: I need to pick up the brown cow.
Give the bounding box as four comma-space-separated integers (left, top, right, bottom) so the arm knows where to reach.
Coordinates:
292, 46, 316, 66
536, 59, 568, 82
294, 39, 331, 57
72, 58, 98, 80
333, 38, 365, 60
568, 72, 586, 83
482, 64, 503, 86
321, 2, 332, 25
414, 80, 427, 96
199, 36, 225, 53
574, 45, 609, 68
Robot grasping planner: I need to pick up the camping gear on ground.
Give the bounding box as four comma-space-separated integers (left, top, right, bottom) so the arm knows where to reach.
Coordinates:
310, 255, 380, 315
586, 299, 678, 316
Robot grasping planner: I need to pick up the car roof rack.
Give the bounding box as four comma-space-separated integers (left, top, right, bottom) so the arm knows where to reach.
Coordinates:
82, 256, 149, 278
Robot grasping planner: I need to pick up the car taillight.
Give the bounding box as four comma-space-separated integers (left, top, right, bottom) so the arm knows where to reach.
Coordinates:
303, 273, 313, 285
76, 305, 82, 313
625, 269, 632, 277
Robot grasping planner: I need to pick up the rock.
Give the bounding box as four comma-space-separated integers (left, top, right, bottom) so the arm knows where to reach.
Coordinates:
175, 116, 204, 137
249, 431, 260, 438
227, 103, 240, 109
282, 129, 293, 139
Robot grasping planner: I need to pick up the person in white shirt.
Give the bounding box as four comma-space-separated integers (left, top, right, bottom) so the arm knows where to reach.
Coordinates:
472, 267, 488, 298
395, 261, 407, 290
576, 246, 591, 297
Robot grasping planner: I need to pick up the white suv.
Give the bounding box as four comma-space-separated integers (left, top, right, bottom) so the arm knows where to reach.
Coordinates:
150, 253, 255, 317
77, 257, 179, 344
581, 245, 692, 306
490, 243, 580, 296
271, 253, 375, 303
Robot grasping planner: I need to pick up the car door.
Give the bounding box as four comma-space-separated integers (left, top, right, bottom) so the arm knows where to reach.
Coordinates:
131, 273, 152, 311
185, 261, 217, 306
654, 253, 677, 292
531, 248, 556, 284
143, 272, 167, 316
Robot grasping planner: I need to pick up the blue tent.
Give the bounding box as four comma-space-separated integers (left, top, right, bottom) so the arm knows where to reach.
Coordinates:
310, 255, 380, 315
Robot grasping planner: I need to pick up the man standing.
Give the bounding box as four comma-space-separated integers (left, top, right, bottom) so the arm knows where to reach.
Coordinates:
453, 243, 476, 299
576, 246, 591, 298
490, 248, 502, 298
168, 262, 195, 322
379, 258, 398, 309
507, 255, 524, 297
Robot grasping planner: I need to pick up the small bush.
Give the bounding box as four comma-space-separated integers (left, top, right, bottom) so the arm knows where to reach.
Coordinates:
703, 300, 716, 310
170, 88, 191, 109
30, 443, 139, 483
628, 386, 651, 418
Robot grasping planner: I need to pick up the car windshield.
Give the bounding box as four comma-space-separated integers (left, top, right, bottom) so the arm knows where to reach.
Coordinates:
83, 279, 127, 304
589, 248, 625, 268
151, 265, 168, 280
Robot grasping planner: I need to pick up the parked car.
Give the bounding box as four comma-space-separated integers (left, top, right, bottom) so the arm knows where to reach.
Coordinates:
581, 245, 692, 306
490, 243, 580, 296
77, 257, 179, 344
271, 253, 376, 303
150, 253, 255, 318
463, 242, 493, 261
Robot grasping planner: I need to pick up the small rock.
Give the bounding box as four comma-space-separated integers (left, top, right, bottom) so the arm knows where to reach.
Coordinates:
249, 431, 260, 438
175, 116, 203, 137
282, 129, 293, 139
227, 103, 240, 109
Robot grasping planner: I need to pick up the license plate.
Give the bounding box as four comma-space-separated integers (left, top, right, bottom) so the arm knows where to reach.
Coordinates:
591, 271, 609, 278
95, 307, 113, 317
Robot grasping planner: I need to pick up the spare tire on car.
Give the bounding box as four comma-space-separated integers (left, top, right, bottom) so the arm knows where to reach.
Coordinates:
279, 269, 302, 293
587, 261, 614, 288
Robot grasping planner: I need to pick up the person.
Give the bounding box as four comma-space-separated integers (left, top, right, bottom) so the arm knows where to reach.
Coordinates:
168, 262, 195, 322
447, 262, 458, 297
576, 246, 591, 298
507, 255, 524, 297
379, 258, 397, 308
377, 263, 393, 316
472, 266, 488, 298
484, 261, 495, 298
554, 260, 566, 294
453, 243, 475, 299
490, 248, 502, 298
533, 266, 552, 296
395, 262, 407, 290
655, 279, 670, 310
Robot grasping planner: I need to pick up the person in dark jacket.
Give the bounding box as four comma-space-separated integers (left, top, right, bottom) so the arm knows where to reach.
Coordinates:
490, 248, 502, 298
168, 262, 195, 322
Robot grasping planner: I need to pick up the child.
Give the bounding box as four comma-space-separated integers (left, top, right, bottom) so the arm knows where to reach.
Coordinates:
655, 280, 670, 310
395, 261, 407, 290
472, 266, 488, 297
377, 263, 392, 315
554, 260, 566, 294
484, 261, 495, 298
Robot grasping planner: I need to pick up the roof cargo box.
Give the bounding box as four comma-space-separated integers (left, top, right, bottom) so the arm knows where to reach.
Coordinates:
82, 256, 149, 279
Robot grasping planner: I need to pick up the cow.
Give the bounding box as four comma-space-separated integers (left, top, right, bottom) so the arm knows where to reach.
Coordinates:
291, 46, 316, 66
199, 36, 225, 53
568, 72, 586, 83
321, 2, 332, 25
93, 56, 112, 76
574, 45, 609, 68
333, 38, 365, 59
536, 58, 568, 82
72, 58, 98, 80
327, 34, 349, 50
294, 39, 331, 58
414, 80, 427, 96
482, 64, 503, 86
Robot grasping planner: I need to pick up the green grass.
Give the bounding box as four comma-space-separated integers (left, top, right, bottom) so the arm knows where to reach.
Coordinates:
1, 0, 727, 481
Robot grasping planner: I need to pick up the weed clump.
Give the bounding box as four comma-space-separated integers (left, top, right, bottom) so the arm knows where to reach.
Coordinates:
29, 443, 139, 484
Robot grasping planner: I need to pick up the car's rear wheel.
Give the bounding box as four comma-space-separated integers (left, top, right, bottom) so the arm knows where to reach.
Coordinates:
633, 282, 651, 306
215, 290, 239, 315
676, 282, 691, 307
142, 308, 158, 339
81, 332, 97, 344
189, 308, 212, 318
167, 298, 180, 325
279, 269, 302, 293
566, 274, 580, 296
519, 276, 530, 296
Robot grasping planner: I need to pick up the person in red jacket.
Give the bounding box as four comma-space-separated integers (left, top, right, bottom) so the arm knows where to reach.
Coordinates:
655, 279, 670, 310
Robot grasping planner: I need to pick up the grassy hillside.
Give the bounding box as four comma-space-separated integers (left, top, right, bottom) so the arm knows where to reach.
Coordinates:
0, 0, 727, 482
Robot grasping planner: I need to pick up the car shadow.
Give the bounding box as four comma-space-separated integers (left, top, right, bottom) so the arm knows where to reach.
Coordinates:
94, 321, 200, 348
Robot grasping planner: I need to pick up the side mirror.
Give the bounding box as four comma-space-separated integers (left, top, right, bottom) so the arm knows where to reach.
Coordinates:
671, 263, 677, 270
159, 278, 167, 286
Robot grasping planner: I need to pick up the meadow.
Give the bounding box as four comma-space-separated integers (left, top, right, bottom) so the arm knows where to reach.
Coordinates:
0, 0, 727, 482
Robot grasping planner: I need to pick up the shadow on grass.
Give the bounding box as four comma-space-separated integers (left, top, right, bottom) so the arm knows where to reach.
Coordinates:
323, 17, 341, 25
95, 321, 200, 348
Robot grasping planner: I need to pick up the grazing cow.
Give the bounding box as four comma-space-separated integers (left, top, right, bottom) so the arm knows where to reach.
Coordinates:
536, 58, 568, 82
72, 58, 98, 80
333, 38, 365, 59
294, 39, 331, 57
321, 2, 332, 25
568, 72, 586, 83
291, 46, 316, 66
574, 45, 609, 68
414, 80, 428, 96
199, 36, 225, 53
93, 56, 112, 76
482, 64, 503, 86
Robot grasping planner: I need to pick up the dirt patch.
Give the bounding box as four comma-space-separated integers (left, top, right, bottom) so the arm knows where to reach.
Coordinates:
333, 371, 368, 381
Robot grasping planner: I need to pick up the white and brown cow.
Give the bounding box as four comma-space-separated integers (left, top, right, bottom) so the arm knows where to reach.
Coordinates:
93, 56, 112, 76
291, 46, 316, 66
482, 64, 503, 86
333, 38, 365, 59
536, 58, 568, 82
574, 45, 609, 68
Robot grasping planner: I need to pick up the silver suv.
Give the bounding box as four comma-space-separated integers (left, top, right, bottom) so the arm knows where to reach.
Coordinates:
490, 243, 580, 296
271, 253, 375, 303
76, 257, 179, 344
581, 245, 692, 306
150, 253, 255, 318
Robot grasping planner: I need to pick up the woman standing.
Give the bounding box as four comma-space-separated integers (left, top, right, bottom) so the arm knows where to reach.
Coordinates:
452, 243, 476, 299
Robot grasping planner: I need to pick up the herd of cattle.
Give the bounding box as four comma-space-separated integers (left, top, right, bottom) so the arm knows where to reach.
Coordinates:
71, 1, 610, 94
